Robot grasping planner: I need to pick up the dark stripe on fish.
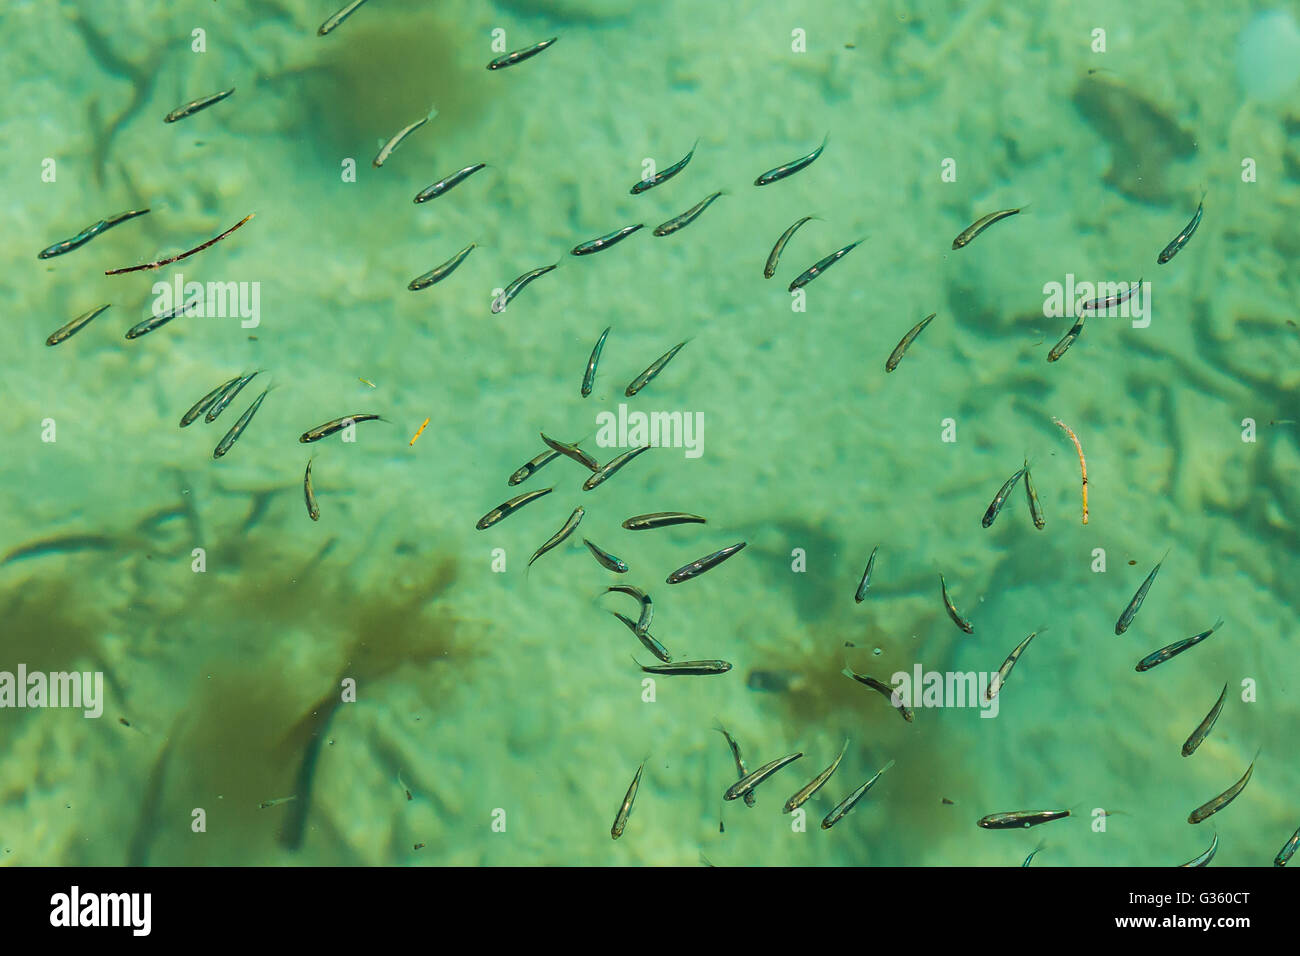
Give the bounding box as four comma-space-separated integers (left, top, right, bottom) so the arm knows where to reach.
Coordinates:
475, 488, 553, 530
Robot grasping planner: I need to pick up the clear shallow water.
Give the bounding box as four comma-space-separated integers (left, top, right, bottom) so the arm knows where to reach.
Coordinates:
0, 0, 1297, 866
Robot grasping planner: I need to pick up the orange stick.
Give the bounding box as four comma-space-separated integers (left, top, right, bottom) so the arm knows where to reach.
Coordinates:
409, 417, 430, 446
1052, 417, 1088, 525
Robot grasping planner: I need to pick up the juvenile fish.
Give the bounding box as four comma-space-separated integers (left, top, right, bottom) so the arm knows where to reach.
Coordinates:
318, 0, 370, 35
528, 506, 584, 568
986, 629, 1041, 700
940, 573, 974, 634
636, 658, 732, 677
625, 341, 687, 396
821, 758, 895, 830
606, 584, 652, 636
622, 512, 705, 530
977, 809, 1070, 829
764, 216, 818, 278
885, 312, 936, 373
46, 304, 110, 346
715, 722, 757, 807
304, 458, 320, 521
540, 432, 600, 472
408, 242, 475, 291
612, 611, 671, 662
475, 488, 553, 530
491, 263, 557, 313
204, 370, 261, 423
212, 388, 270, 459
1023, 463, 1046, 529
487, 37, 559, 71
754, 135, 827, 186
583, 444, 651, 491
1188, 751, 1258, 824
666, 542, 746, 584
299, 414, 383, 443
982, 464, 1027, 528
1023, 842, 1047, 866
630, 140, 697, 194
583, 538, 628, 573
1179, 832, 1218, 868
652, 191, 724, 237
610, 760, 644, 840
571, 224, 643, 256
724, 752, 803, 802
180, 375, 240, 427
124, 298, 199, 339
373, 111, 434, 168
854, 546, 878, 603
38, 209, 149, 259
164, 88, 235, 124
581, 326, 611, 397
787, 239, 863, 293
1157, 197, 1204, 265
952, 207, 1022, 250
842, 667, 913, 722
784, 739, 848, 814
1047, 311, 1088, 362
1275, 826, 1300, 867
1079, 279, 1142, 313
1182, 683, 1227, 757
414, 164, 486, 203
1115, 550, 1170, 634
509, 449, 561, 486
1136, 617, 1224, 672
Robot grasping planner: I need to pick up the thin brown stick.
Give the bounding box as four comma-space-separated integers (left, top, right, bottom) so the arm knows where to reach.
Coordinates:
105, 213, 254, 275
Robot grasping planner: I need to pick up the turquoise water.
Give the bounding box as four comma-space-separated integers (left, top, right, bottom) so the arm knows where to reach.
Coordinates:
1, 0, 1297, 866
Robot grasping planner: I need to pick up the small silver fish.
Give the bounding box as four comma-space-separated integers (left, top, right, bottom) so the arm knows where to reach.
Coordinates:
583, 444, 651, 491
373, 110, 434, 168
509, 449, 561, 486
491, 263, 557, 314
1079, 278, 1142, 313
952, 207, 1022, 250
46, 304, 110, 347
977, 809, 1070, 830
1188, 751, 1258, 824
665, 542, 746, 584
1157, 195, 1204, 265
652, 192, 724, 237
1047, 314, 1086, 363
885, 312, 937, 373
1137, 618, 1225, 672
982, 464, 1027, 528
724, 752, 803, 802
540, 432, 600, 472
754, 135, 828, 186
625, 341, 687, 397
1179, 832, 1218, 867
124, 298, 200, 340
842, 667, 913, 722
476, 488, 553, 530
180, 375, 240, 428
38, 209, 149, 259
408, 242, 476, 291
1275, 826, 1300, 867
583, 538, 628, 573
764, 216, 819, 278
304, 458, 321, 521
606, 584, 652, 636
581, 326, 611, 398
299, 414, 383, 443
414, 164, 486, 203
212, 388, 270, 460
636, 658, 732, 677
1023, 464, 1046, 530
571, 224, 644, 256
610, 759, 644, 840
622, 512, 705, 530
986, 629, 1041, 700
318, 0, 371, 36
204, 370, 262, 423
1116, 550, 1170, 634
854, 547, 879, 603
715, 722, 756, 807
528, 506, 584, 568
612, 611, 670, 662
821, 758, 895, 830
164, 88, 235, 124
940, 573, 974, 634
630, 140, 698, 194
1182, 683, 1228, 757
487, 37, 559, 71
784, 739, 848, 814
787, 239, 863, 293
1023, 842, 1047, 866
